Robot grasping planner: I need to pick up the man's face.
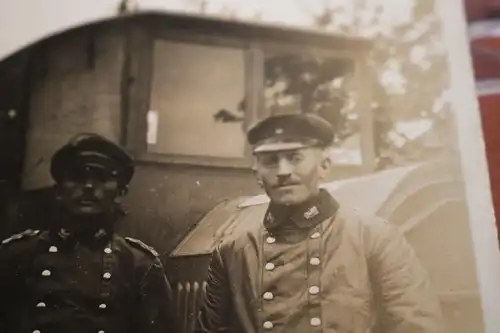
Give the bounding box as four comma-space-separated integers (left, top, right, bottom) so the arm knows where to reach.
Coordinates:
254, 147, 331, 206
57, 164, 120, 217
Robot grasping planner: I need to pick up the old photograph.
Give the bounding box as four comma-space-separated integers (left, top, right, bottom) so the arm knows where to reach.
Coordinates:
0, 0, 500, 332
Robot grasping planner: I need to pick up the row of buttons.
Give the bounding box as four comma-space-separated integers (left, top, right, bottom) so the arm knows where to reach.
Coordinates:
41, 269, 111, 280
41, 245, 113, 278
265, 231, 321, 244
32, 245, 113, 333
262, 317, 322, 329
33, 331, 106, 333
262, 230, 322, 330
35, 302, 107, 309
46, 245, 113, 254
261, 285, 320, 301
264, 257, 320, 272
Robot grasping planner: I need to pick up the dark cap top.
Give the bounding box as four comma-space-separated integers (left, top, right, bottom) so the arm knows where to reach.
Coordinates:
247, 113, 334, 153
50, 133, 134, 187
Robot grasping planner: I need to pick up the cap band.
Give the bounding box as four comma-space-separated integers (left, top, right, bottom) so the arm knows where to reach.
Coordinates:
252, 137, 322, 154
72, 151, 118, 171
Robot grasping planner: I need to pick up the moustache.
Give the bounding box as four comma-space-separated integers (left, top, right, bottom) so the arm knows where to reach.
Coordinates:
273, 181, 302, 188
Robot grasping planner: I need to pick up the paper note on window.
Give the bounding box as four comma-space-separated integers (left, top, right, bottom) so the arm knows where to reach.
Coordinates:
147, 110, 159, 145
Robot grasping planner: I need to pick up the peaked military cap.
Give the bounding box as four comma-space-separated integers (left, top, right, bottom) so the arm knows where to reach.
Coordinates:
50, 133, 134, 187
247, 113, 334, 153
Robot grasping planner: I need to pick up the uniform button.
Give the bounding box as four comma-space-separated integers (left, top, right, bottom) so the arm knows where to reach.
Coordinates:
48, 246, 58, 253
33, 330, 41, 333
41, 269, 51, 277
309, 257, 320, 266
103, 272, 111, 279
36, 302, 46, 308
263, 321, 274, 329
266, 236, 276, 244
309, 286, 320, 295
265, 262, 275, 271
263, 292, 274, 300
104, 247, 112, 254
310, 317, 321, 326
310, 232, 321, 239
99, 303, 107, 309
98, 331, 105, 333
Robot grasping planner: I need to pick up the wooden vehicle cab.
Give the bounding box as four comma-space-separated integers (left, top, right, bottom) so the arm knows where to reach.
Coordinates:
0, 11, 373, 257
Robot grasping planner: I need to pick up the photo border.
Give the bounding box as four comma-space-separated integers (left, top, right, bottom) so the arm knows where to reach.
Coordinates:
436, 1, 500, 331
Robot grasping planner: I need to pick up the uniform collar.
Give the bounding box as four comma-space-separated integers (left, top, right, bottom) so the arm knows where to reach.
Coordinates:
264, 189, 339, 231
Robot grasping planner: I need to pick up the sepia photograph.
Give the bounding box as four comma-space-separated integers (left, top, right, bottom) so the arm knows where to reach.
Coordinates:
1, 0, 500, 332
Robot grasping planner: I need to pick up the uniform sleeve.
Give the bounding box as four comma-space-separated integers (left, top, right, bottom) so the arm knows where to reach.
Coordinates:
0, 242, 29, 331
366, 220, 445, 333
138, 258, 179, 333
0, 246, 11, 331
197, 243, 234, 333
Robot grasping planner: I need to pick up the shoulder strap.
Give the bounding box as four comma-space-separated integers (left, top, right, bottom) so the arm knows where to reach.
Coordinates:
1, 229, 40, 246
124, 237, 160, 258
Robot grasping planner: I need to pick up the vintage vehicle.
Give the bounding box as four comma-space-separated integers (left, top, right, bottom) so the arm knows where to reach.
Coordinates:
0, 2, 491, 333
168, 153, 482, 333
0, 8, 374, 252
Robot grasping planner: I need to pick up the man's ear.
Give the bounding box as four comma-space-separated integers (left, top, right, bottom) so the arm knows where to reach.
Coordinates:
318, 148, 333, 180
117, 185, 128, 198
252, 159, 264, 189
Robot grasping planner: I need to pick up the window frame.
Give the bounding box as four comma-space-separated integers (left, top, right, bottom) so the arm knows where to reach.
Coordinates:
125, 26, 261, 168
257, 40, 374, 170
124, 25, 374, 172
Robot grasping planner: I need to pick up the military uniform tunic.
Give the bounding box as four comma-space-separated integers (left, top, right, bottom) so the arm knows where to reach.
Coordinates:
199, 190, 444, 333
0, 228, 177, 333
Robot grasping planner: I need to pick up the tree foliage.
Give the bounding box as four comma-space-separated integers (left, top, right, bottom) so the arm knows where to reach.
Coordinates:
264, 53, 355, 143
306, 0, 451, 167
206, 0, 452, 168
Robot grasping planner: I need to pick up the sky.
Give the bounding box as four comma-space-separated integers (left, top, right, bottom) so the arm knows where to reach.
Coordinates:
145, 0, 415, 32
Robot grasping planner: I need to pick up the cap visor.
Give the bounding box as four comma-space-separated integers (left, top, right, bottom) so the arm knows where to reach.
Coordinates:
253, 142, 312, 153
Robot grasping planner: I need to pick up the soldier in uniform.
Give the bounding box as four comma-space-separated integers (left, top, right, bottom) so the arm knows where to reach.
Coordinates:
0, 133, 178, 333
198, 114, 445, 333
